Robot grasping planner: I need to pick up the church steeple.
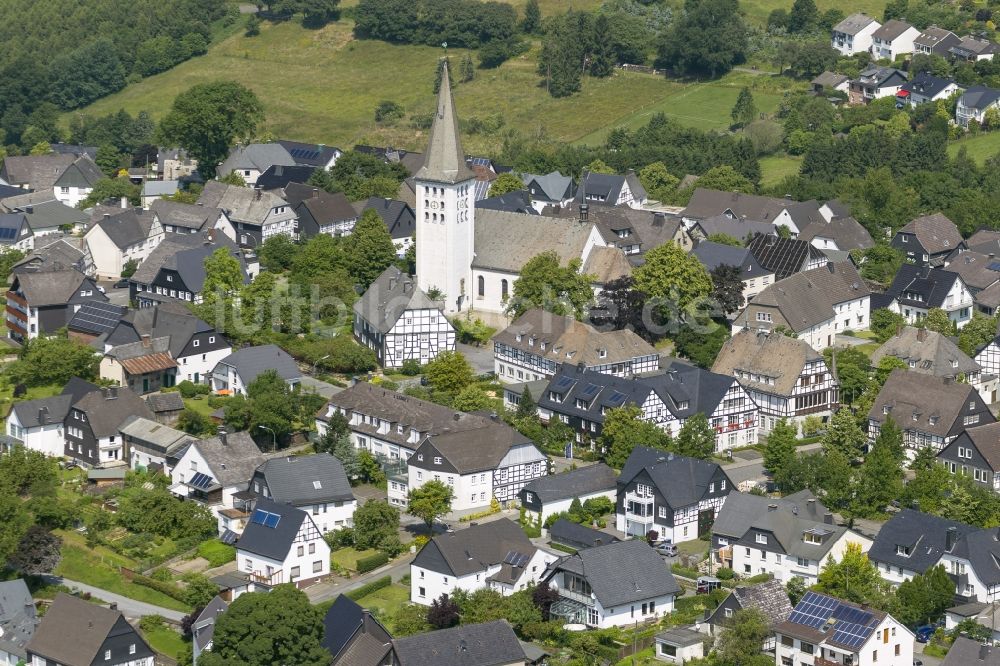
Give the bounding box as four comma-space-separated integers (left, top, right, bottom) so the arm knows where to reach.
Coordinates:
416, 60, 476, 184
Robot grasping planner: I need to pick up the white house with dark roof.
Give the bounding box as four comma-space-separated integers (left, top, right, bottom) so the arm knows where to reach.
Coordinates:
64, 386, 155, 468
682, 189, 825, 237
129, 232, 249, 308
849, 66, 908, 105
410, 519, 556, 604
616, 447, 734, 542
831, 13, 881, 56
915, 27, 961, 56
796, 214, 874, 253
235, 497, 330, 588
492, 308, 659, 384
938, 421, 1000, 492
211, 344, 301, 395
0, 154, 103, 207
0, 213, 33, 252
6, 268, 106, 342
867, 508, 976, 585
0, 578, 38, 666
870, 19, 920, 60
353, 265, 456, 369
542, 539, 681, 628
149, 199, 236, 241
576, 170, 647, 209
692, 240, 773, 302
248, 453, 356, 534
83, 207, 165, 279
523, 171, 575, 212
897, 72, 962, 107
891, 212, 965, 266
6, 378, 97, 457
883, 263, 975, 328
518, 463, 617, 526
218, 143, 296, 187
353, 197, 415, 257
197, 181, 297, 246
320, 594, 393, 666
191, 595, 228, 666
957, 85, 1000, 127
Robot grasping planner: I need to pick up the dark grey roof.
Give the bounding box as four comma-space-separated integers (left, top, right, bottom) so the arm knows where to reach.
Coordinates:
412, 519, 535, 577
322, 595, 364, 659
415, 63, 475, 184
415, 423, 546, 475
67, 300, 128, 335
729, 579, 794, 627
915, 27, 961, 54
655, 627, 705, 648
960, 84, 1000, 110
145, 391, 185, 414
1, 154, 76, 189
712, 491, 829, 540
255, 453, 354, 505
952, 36, 1000, 57
944, 636, 1000, 666
353, 265, 445, 334
89, 208, 156, 250
475, 190, 537, 215
393, 620, 525, 666
524, 171, 575, 203
217, 344, 301, 384
899, 213, 963, 255
619, 447, 732, 510
131, 232, 245, 295
12, 268, 92, 307
192, 595, 228, 656
549, 519, 619, 550
856, 65, 908, 88
353, 197, 415, 241
0, 213, 31, 244
950, 527, 1000, 586
546, 539, 680, 607
11, 237, 85, 274
811, 71, 849, 88
900, 72, 960, 100
276, 140, 340, 168
520, 463, 616, 504
885, 263, 963, 309
11, 378, 98, 428
576, 170, 646, 206
236, 497, 309, 561
872, 19, 915, 41
943, 250, 1000, 292
693, 214, 776, 241
868, 509, 977, 575
50, 144, 97, 160
150, 199, 223, 231
256, 165, 317, 191
692, 240, 771, 279
867, 368, 993, 438
188, 431, 265, 488
26, 593, 150, 666
833, 12, 878, 35
796, 216, 874, 251
72, 387, 155, 438
0, 579, 37, 660
746, 234, 827, 280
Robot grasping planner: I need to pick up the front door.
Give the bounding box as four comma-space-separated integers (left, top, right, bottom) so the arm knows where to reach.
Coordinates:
142, 377, 149, 393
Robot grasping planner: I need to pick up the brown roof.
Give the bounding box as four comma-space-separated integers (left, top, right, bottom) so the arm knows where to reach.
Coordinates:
900, 213, 963, 255
582, 246, 632, 283
492, 309, 658, 367
944, 251, 1000, 291
868, 368, 985, 437
26, 593, 146, 666
2, 154, 75, 189
119, 352, 177, 375
712, 330, 823, 396
796, 216, 874, 250
977, 280, 1000, 310
871, 326, 980, 378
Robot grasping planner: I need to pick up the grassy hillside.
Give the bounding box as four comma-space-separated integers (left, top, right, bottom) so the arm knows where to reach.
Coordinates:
70, 15, 808, 153
947, 132, 1000, 163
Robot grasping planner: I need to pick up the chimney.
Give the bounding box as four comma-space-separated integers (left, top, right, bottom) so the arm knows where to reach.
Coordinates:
25, 205, 32, 214
807, 499, 816, 506
196, 202, 204, 207
218, 426, 228, 445
403, 280, 412, 293
141, 334, 151, 348
254, 186, 262, 201
275, 165, 283, 176
108, 387, 118, 399
38, 406, 47, 424
946, 526, 957, 552
388, 276, 397, 290
109, 602, 117, 611
579, 203, 589, 224
103, 213, 111, 220
312, 188, 319, 196
823, 513, 834, 525
917, 327, 927, 342
453, 412, 461, 421
767, 503, 778, 512
120, 197, 127, 208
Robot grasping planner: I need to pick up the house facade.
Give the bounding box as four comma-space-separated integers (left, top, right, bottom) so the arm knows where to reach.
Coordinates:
849, 66, 908, 105
64, 386, 155, 469
84, 208, 165, 279
6, 268, 106, 342
248, 453, 356, 534
211, 344, 301, 395
831, 13, 881, 56
885, 264, 974, 328
235, 498, 331, 588
938, 422, 1000, 491
870, 20, 921, 60
518, 463, 617, 526
867, 509, 977, 585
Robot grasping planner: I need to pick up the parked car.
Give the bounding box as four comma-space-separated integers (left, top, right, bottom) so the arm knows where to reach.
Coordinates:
113, 278, 129, 289
655, 542, 678, 557
96, 285, 106, 294
914, 625, 937, 643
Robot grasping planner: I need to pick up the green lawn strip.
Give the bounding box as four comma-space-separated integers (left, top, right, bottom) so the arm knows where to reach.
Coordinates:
183, 395, 222, 418
141, 626, 189, 659
947, 132, 1000, 163
331, 547, 379, 572
759, 154, 803, 187
354, 583, 410, 618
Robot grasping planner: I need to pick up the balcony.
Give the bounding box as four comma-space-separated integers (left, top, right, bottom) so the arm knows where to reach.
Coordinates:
246, 569, 284, 586
6, 291, 26, 309
558, 588, 595, 607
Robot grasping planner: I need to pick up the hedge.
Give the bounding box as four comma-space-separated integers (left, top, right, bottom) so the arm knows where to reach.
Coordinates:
549, 542, 577, 555
357, 552, 390, 573
346, 575, 392, 600
131, 573, 188, 603
197, 540, 236, 568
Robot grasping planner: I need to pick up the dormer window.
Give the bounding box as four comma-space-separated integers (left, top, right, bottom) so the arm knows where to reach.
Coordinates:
896, 545, 911, 557
549, 391, 563, 403
540, 341, 546, 351
678, 401, 689, 410
166, 275, 173, 282
929, 415, 939, 426
528, 336, 535, 347
516, 333, 522, 342
417, 454, 424, 461
598, 348, 607, 359
756, 533, 767, 544
434, 456, 442, 465
883, 405, 890, 415
576, 399, 589, 410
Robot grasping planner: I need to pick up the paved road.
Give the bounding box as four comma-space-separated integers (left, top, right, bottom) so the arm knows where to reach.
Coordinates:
721, 442, 823, 488
306, 555, 415, 604
41, 575, 186, 621
457, 342, 494, 375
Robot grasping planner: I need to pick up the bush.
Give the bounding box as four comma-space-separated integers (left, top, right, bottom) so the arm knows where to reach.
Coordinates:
325, 527, 355, 549
716, 567, 735, 580
400, 359, 422, 376
131, 574, 187, 603
150, 568, 174, 582
177, 380, 211, 399
374, 100, 405, 124
139, 614, 166, 632
357, 551, 390, 573
346, 575, 392, 600
197, 540, 236, 567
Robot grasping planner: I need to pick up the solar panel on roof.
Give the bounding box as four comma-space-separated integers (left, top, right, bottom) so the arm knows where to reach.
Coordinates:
988, 261, 1000, 271
608, 391, 628, 404
579, 384, 601, 399
503, 550, 530, 567
189, 472, 214, 489
554, 376, 574, 390
263, 512, 280, 528
251, 509, 268, 525
290, 148, 321, 160
219, 528, 238, 545
0, 227, 18, 240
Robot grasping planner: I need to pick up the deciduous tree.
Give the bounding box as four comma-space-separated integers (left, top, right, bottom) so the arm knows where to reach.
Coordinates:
731, 88, 757, 129
710, 264, 746, 314
817, 543, 892, 609
675, 413, 716, 460
8, 525, 60, 574
601, 405, 672, 468
423, 350, 475, 396
714, 608, 773, 666
507, 251, 594, 319
352, 500, 400, 551
345, 209, 397, 289
487, 172, 525, 198
408, 480, 454, 529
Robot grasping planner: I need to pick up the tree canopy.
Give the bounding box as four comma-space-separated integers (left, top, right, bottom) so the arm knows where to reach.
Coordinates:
507, 251, 594, 319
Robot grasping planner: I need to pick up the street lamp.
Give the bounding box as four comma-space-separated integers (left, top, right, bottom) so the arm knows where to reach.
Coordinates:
258, 425, 276, 452
312, 354, 331, 376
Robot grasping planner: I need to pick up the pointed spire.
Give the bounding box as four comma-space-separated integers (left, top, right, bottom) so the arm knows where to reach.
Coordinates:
416, 60, 476, 184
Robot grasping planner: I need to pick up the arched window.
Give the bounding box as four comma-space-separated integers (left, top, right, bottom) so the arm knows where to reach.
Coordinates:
477, 275, 485, 297
501, 279, 508, 300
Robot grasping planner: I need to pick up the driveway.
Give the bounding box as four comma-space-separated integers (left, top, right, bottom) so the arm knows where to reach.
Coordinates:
457, 343, 494, 375
41, 575, 186, 622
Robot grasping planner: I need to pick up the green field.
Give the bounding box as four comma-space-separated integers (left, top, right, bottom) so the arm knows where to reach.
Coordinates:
736, 0, 889, 26
142, 625, 188, 659
948, 131, 1000, 163
354, 583, 410, 618
331, 547, 379, 571
759, 154, 803, 186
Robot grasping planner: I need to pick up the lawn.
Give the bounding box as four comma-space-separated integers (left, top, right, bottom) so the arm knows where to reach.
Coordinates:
183, 395, 222, 418
759, 154, 803, 187
731, 0, 889, 26
331, 547, 379, 572
947, 132, 1000, 163
353, 583, 410, 618
53, 530, 191, 612
0, 383, 65, 420
141, 625, 188, 660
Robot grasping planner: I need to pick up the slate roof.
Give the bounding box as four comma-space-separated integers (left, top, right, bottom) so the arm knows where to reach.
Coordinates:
255, 453, 354, 505
354, 265, 446, 334
692, 240, 771, 279
353, 197, 415, 240
186, 430, 265, 488
976, 280, 1000, 311
416, 62, 475, 184
50, 144, 97, 160
141, 181, 178, 199
192, 595, 228, 658
683, 189, 823, 230
217, 344, 301, 384
545, 539, 680, 607
950, 421, 1000, 471
712, 490, 828, 540
811, 71, 849, 88
131, 233, 246, 295
297, 189, 357, 225
12, 268, 91, 306
0, 213, 31, 244
520, 463, 616, 504
729, 579, 794, 627
796, 216, 874, 250
236, 497, 310, 561
524, 171, 575, 203
475, 189, 537, 215
472, 208, 596, 273
900, 72, 960, 100
746, 234, 828, 280
950, 527, 1000, 586
693, 214, 777, 241
1, 154, 76, 189
150, 199, 224, 232
392, 620, 525, 666
549, 519, 619, 549
321, 595, 392, 663
219, 143, 295, 176
872, 19, 916, 41
619, 447, 732, 510
833, 12, 879, 35
953, 37, 1000, 58
197, 181, 291, 226
416, 421, 545, 475
72, 387, 155, 438
0, 579, 37, 660
885, 263, 964, 309
899, 213, 963, 255
736, 261, 869, 334
11, 237, 85, 274
276, 140, 340, 168
144, 391, 185, 415
944, 636, 1000, 665
26, 593, 147, 666
712, 330, 824, 396
915, 27, 961, 54
492, 309, 658, 367
119, 416, 190, 452
89, 208, 156, 250
868, 508, 976, 574
254, 165, 316, 191
413, 519, 536, 577
871, 326, 980, 378
576, 170, 647, 206
942, 250, 1000, 292
16, 200, 89, 233
867, 368, 993, 437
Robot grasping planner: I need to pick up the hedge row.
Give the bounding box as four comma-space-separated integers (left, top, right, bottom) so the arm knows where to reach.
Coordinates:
357, 552, 390, 573
131, 573, 188, 603
346, 575, 392, 600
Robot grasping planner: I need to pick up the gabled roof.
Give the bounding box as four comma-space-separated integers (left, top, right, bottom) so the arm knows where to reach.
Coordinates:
475, 189, 537, 215
776, 591, 889, 652
549, 519, 620, 549
872, 19, 916, 41
119, 416, 190, 453
392, 620, 525, 666
255, 453, 354, 505
728, 579, 794, 627
72, 387, 155, 438
684, 189, 823, 229
885, 263, 964, 309
415, 62, 475, 184
856, 66, 908, 87
236, 497, 309, 561
17, 200, 88, 233
582, 245, 632, 283
619, 447, 731, 510
296, 190, 358, 224
413, 519, 536, 577
12, 268, 92, 307
871, 326, 980, 378
692, 240, 771, 278
746, 234, 828, 280
0, 578, 37, 660
899, 213, 963, 255
254, 165, 316, 191
959, 84, 1000, 110
833, 12, 879, 35
141, 180, 178, 198
88, 208, 157, 250
11, 237, 85, 275
868, 508, 976, 574
942, 250, 1000, 291
520, 463, 616, 504
197, 181, 291, 226
354, 265, 446, 334
186, 430, 265, 488
524, 171, 575, 202
944, 636, 1000, 665
0, 213, 31, 244
693, 214, 777, 241
219, 143, 295, 175
796, 216, 874, 250
353, 197, 415, 240
1, 154, 76, 189
276, 139, 340, 168
133, 233, 245, 295
145, 391, 185, 414
899, 72, 960, 100
472, 208, 596, 273
576, 170, 646, 206
949, 421, 1000, 471
26, 593, 149, 666
712, 330, 824, 396
192, 595, 228, 656
712, 490, 828, 540
545, 539, 680, 607
811, 71, 849, 88
216, 344, 301, 384
150, 199, 224, 231
321, 595, 391, 663
953, 36, 1000, 57
416, 421, 545, 474
915, 27, 961, 54
867, 368, 993, 436
949, 527, 1000, 586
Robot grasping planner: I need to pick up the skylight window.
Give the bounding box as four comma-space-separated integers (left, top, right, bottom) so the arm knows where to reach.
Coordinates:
313, 480, 322, 490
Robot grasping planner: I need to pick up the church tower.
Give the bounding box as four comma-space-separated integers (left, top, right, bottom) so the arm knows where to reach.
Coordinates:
415, 60, 476, 314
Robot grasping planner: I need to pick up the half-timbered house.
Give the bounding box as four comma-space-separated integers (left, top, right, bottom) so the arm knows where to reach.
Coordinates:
234, 498, 331, 589
712, 330, 839, 435
615, 446, 734, 542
